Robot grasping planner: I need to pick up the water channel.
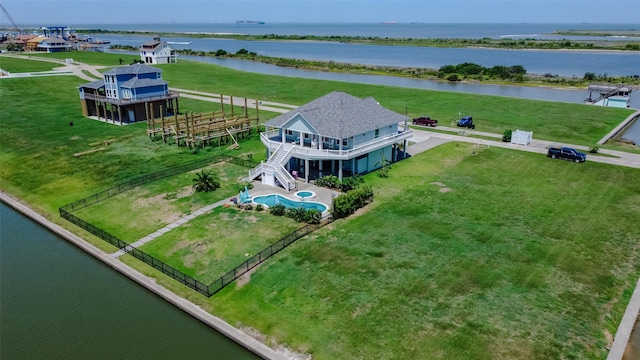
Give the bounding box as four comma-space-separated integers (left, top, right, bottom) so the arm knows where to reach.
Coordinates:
0, 202, 258, 359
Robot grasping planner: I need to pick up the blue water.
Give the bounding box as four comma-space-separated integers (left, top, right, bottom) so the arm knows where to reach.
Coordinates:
99, 32, 640, 77
66, 22, 640, 41
253, 194, 327, 212
296, 191, 314, 198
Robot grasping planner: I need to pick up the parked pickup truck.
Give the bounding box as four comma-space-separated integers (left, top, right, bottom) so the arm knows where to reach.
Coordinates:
412, 116, 438, 127
547, 147, 587, 163
457, 116, 475, 129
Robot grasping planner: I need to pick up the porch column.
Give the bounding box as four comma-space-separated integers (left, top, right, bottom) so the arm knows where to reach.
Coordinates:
404, 139, 408, 158
117, 105, 123, 126
338, 159, 343, 181
305, 158, 309, 183
351, 158, 355, 176
319, 160, 323, 178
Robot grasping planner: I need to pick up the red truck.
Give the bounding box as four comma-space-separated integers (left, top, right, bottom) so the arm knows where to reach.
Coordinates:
412, 116, 438, 127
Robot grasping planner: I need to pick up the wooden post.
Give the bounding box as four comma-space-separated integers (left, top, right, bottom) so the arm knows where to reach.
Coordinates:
175, 113, 180, 146
230, 96, 234, 116
117, 105, 123, 127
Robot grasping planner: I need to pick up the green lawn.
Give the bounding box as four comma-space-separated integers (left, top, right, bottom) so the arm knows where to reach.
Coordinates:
1, 54, 639, 359
14, 52, 635, 146
73, 162, 254, 241
140, 206, 302, 283
208, 143, 640, 359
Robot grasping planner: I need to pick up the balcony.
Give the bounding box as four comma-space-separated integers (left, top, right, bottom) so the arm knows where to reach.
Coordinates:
261, 128, 413, 161
81, 91, 179, 106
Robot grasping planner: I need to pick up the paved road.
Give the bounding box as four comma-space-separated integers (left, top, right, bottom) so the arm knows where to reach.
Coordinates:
407, 124, 640, 169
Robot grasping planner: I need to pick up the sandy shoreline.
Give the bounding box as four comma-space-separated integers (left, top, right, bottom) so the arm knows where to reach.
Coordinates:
0, 190, 287, 360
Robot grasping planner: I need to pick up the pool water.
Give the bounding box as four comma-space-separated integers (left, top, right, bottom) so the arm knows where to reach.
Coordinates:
294, 190, 316, 199
253, 194, 327, 212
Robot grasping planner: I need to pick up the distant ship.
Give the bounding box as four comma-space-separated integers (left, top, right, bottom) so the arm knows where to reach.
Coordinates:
236, 20, 265, 25
166, 41, 192, 45
381, 20, 398, 24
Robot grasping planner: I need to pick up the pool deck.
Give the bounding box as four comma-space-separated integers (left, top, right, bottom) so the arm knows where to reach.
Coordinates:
248, 179, 339, 212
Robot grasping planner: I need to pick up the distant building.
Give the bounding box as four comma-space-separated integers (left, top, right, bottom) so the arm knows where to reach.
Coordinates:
140, 36, 177, 64
77, 63, 179, 124
25, 36, 72, 52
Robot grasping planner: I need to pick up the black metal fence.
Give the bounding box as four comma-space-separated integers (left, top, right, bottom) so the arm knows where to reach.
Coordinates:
58, 155, 336, 297
60, 155, 258, 213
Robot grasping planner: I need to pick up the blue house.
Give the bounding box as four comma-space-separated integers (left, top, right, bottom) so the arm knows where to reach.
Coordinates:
78, 63, 179, 124
249, 91, 413, 190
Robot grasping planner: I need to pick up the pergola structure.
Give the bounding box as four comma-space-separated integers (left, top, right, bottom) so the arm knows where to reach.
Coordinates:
146, 95, 260, 148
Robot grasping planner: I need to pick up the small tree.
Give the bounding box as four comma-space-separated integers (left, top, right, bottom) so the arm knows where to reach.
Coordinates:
192, 170, 220, 192
502, 129, 512, 142
375, 150, 392, 178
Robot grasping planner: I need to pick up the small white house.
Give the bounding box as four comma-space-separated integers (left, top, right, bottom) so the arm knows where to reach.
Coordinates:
511, 129, 533, 145
140, 37, 177, 64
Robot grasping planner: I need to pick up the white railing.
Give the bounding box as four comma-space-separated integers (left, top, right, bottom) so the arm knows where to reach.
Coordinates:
260, 129, 413, 161
269, 143, 294, 166
248, 162, 263, 180
248, 162, 296, 191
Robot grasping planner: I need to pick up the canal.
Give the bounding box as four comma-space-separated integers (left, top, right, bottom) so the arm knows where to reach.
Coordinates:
0, 202, 259, 359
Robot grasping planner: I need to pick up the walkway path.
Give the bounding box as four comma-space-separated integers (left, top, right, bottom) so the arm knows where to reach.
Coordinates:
110, 198, 231, 258
407, 125, 640, 169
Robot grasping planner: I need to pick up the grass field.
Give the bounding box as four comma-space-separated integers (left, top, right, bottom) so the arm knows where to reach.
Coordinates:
1, 54, 639, 359
73, 162, 254, 240
13, 51, 635, 146
207, 143, 640, 359
140, 206, 302, 283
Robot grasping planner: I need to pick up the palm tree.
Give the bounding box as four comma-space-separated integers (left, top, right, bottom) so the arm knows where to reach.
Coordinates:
192, 170, 220, 192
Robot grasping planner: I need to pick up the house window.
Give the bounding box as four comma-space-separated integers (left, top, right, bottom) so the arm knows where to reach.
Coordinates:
285, 129, 293, 136
375, 129, 380, 138
304, 133, 310, 139
342, 139, 348, 147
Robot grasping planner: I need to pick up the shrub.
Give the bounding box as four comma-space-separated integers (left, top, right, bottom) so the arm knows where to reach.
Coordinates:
237, 181, 254, 192
269, 204, 286, 216
315, 175, 340, 189
339, 175, 364, 192
589, 146, 599, 154
502, 129, 512, 142
304, 209, 321, 224
333, 185, 373, 219
286, 207, 308, 223
255, 204, 264, 211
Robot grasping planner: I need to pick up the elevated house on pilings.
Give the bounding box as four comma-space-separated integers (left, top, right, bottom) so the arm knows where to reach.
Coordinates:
77, 64, 179, 124
140, 36, 177, 64
249, 91, 413, 191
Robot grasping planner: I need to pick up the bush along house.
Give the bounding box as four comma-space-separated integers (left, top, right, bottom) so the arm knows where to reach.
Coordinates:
249, 91, 413, 190
77, 63, 179, 124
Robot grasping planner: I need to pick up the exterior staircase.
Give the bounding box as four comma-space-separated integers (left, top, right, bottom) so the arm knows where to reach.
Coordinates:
248, 143, 297, 191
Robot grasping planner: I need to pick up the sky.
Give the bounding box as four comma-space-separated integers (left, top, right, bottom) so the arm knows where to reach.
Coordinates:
1, 0, 639, 25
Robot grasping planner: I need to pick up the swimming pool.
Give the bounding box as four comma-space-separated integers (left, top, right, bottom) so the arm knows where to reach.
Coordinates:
253, 194, 328, 212
294, 190, 316, 199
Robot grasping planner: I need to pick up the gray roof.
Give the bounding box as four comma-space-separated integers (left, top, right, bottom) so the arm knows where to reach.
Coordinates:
120, 78, 167, 88
103, 63, 162, 76
78, 79, 105, 90
265, 91, 409, 138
